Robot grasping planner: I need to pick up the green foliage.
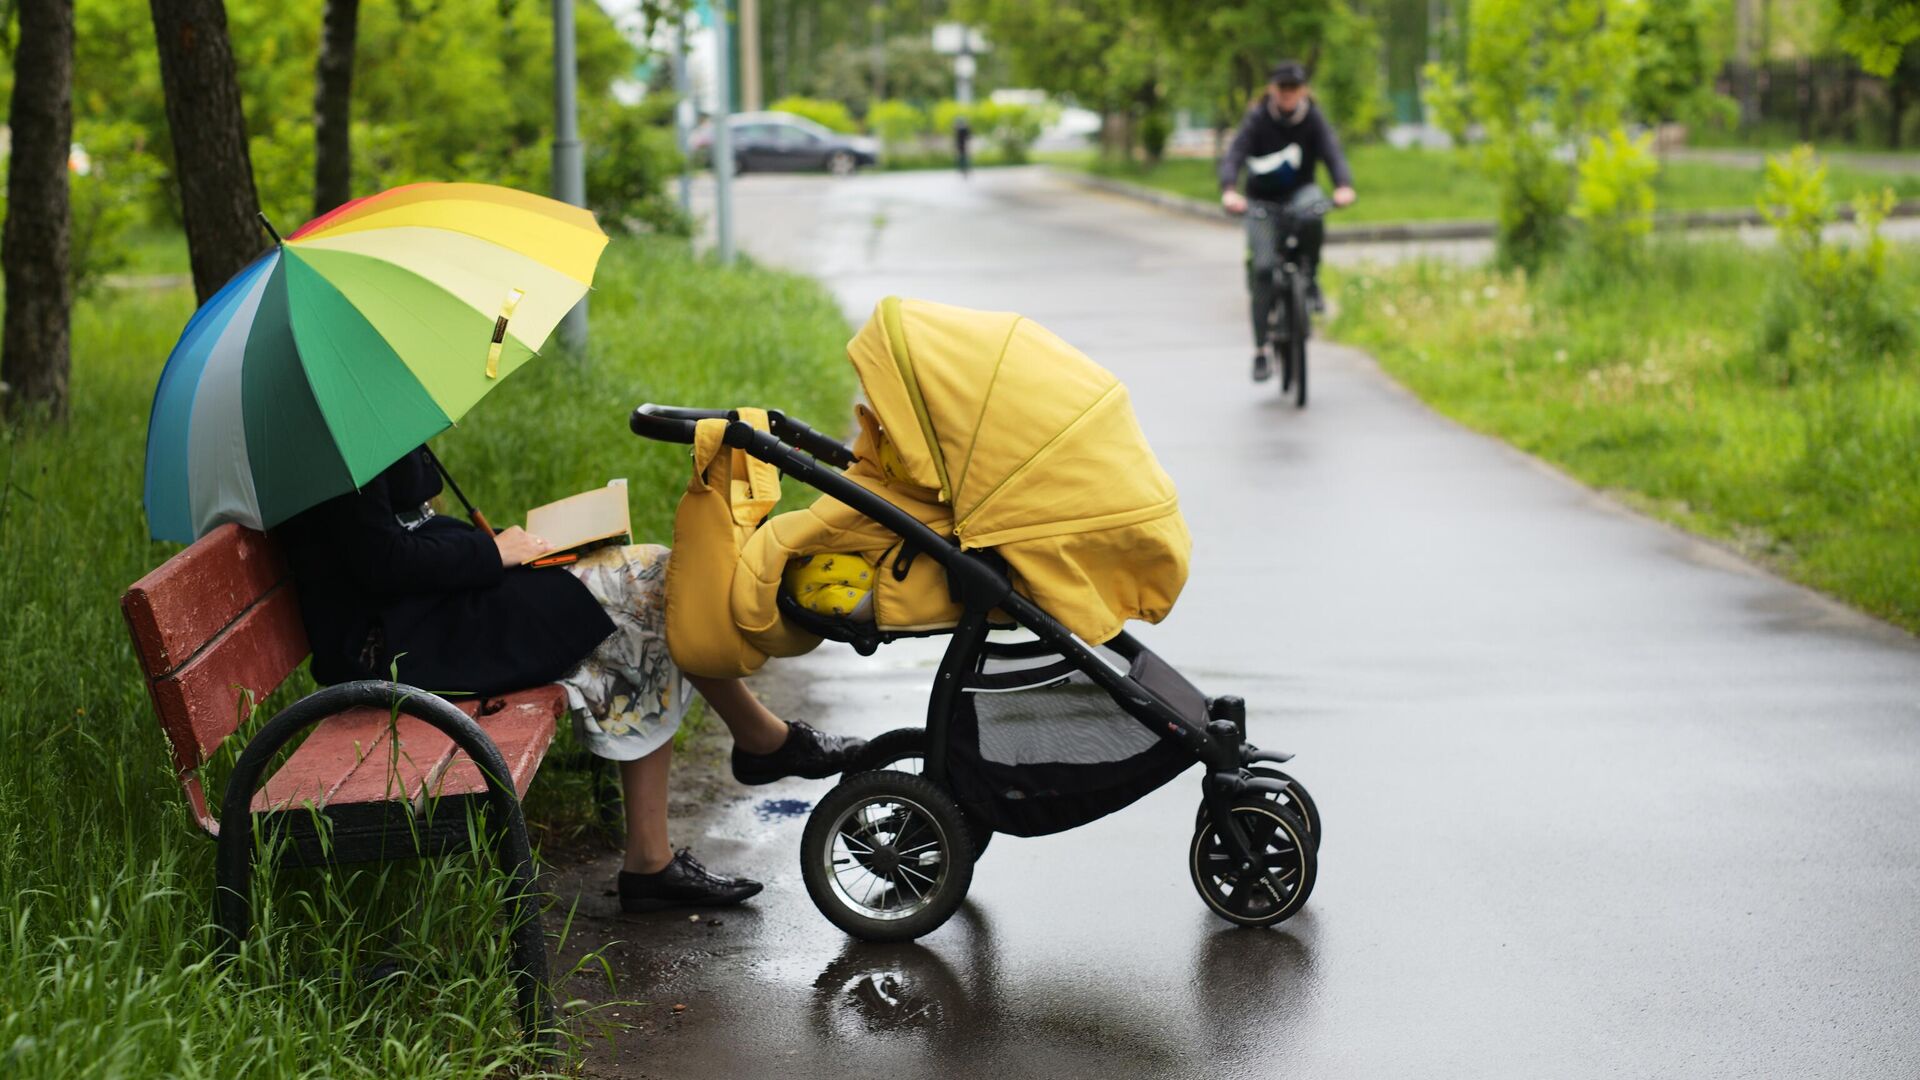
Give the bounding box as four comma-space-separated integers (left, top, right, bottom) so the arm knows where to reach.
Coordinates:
1419, 62, 1472, 148
584, 96, 691, 238
931, 99, 976, 135
868, 99, 929, 155
1629, 0, 1719, 124
67, 124, 166, 296
0, 235, 857, 1076
1331, 240, 1920, 633
58, 0, 644, 239
1313, 4, 1390, 141
1456, 0, 1644, 270
975, 101, 1050, 164
1831, 0, 1920, 76
1571, 129, 1658, 268
767, 95, 860, 134
1756, 146, 1911, 383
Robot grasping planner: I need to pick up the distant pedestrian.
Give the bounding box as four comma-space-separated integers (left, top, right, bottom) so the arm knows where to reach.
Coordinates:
953, 114, 973, 178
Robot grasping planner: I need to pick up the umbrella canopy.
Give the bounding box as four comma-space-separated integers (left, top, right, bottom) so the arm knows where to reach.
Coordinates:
144, 183, 607, 543
845, 296, 1190, 644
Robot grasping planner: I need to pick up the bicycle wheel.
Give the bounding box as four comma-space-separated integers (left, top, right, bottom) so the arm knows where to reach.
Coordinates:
1286, 271, 1309, 408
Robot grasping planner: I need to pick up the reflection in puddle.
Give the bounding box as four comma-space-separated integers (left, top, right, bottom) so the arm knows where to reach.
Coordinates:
754, 797, 813, 822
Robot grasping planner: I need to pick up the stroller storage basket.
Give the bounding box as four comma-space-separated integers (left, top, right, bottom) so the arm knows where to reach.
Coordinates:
948, 643, 1203, 837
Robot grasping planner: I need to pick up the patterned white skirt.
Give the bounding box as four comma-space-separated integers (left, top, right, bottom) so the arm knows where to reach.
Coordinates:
558, 543, 690, 761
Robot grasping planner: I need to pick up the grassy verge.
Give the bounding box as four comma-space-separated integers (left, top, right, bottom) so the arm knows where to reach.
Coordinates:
0, 234, 856, 1076
1328, 240, 1920, 633
1047, 144, 1920, 222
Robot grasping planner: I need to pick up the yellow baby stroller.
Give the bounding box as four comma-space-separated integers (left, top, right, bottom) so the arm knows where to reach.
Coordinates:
631, 297, 1321, 942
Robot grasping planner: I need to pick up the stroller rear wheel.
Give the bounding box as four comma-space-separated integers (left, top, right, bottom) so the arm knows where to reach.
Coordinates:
1190, 798, 1316, 928
1193, 768, 1321, 848
855, 727, 993, 859
802, 770, 975, 942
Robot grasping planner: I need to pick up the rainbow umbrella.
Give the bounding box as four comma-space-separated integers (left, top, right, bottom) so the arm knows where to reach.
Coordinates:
143, 183, 608, 543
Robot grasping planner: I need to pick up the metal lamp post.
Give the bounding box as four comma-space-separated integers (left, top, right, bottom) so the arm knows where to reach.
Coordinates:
552, 0, 588, 350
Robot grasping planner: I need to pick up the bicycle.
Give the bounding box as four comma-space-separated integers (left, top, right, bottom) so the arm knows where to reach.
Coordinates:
1243, 188, 1334, 408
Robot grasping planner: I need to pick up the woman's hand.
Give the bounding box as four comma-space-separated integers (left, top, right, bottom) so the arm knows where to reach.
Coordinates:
1332, 186, 1357, 208
1221, 190, 1249, 215
494, 526, 552, 567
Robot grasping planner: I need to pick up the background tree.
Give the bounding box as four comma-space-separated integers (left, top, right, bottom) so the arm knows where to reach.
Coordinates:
961, 0, 1167, 162
1447, 0, 1642, 270
149, 0, 267, 303
2, 0, 77, 419
312, 0, 358, 216
1830, 0, 1920, 76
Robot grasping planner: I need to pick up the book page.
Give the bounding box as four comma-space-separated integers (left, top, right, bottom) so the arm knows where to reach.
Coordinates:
526, 479, 631, 554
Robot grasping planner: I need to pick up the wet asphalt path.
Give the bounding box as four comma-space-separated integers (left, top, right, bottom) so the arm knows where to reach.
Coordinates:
574, 168, 1920, 1079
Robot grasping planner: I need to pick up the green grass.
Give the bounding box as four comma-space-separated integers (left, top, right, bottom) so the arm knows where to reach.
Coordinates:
1049, 144, 1920, 223
1328, 240, 1920, 632
0, 234, 857, 1076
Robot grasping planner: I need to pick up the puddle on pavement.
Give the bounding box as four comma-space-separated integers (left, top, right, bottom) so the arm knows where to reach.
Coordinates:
753, 797, 813, 822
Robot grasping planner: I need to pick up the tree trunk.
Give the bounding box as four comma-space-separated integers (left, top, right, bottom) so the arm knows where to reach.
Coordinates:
2, 0, 77, 421
150, 0, 268, 304
313, 0, 360, 216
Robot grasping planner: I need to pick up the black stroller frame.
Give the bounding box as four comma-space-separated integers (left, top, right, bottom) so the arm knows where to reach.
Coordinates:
632, 403, 1320, 939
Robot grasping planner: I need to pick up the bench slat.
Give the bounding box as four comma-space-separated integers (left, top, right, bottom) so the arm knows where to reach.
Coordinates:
252, 706, 407, 812
148, 586, 311, 773
251, 685, 568, 815
435, 688, 567, 800
123, 524, 288, 677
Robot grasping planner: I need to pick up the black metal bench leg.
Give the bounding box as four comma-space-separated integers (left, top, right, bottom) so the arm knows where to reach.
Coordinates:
214, 680, 557, 1047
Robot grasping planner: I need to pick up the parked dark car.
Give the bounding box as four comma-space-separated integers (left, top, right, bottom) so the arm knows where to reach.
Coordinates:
690, 111, 880, 176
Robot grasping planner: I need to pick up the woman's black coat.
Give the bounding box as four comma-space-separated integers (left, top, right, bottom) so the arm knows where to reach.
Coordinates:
276, 447, 615, 696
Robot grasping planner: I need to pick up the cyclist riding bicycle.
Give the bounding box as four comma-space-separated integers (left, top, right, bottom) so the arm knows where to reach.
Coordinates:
1219, 60, 1358, 382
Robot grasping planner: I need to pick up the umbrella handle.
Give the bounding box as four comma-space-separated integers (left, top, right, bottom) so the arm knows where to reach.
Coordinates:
469, 509, 496, 538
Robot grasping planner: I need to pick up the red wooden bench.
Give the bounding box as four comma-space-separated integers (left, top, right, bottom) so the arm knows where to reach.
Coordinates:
121, 523, 565, 1039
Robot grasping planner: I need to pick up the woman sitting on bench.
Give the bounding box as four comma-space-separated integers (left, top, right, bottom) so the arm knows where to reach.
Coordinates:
275, 445, 865, 911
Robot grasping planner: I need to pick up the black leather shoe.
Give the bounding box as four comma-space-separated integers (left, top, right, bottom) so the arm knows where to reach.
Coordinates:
731, 721, 868, 786
1251, 351, 1273, 382
618, 849, 762, 911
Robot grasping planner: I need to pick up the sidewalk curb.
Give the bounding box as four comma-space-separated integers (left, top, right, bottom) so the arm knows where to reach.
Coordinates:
1049, 166, 1920, 245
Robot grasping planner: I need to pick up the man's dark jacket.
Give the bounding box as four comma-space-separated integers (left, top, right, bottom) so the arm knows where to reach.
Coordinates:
276, 447, 614, 695
1217, 97, 1354, 203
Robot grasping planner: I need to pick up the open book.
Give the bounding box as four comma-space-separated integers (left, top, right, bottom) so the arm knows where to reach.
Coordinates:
524, 479, 631, 567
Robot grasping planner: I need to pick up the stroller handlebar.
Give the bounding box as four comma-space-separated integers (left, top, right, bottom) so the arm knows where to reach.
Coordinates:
630, 402, 857, 469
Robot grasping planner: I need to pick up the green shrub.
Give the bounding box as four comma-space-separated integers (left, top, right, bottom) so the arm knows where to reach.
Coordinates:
867, 99, 928, 156
976, 101, 1049, 164
931, 100, 976, 136
68, 122, 167, 296
767, 96, 859, 134
1756, 146, 1911, 383
584, 96, 690, 237
1571, 128, 1658, 268
1419, 62, 1472, 148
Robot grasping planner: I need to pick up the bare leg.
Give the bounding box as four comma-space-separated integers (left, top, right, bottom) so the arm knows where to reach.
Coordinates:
620, 741, 674, 874
686, 674, 789, 755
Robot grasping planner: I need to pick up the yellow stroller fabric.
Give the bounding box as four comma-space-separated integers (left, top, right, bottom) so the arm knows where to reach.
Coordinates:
663, 298, 1191, 677
844, 297, 1190, 645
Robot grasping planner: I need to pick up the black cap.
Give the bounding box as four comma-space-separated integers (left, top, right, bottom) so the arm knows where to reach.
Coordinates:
1268, 60, 1309, 86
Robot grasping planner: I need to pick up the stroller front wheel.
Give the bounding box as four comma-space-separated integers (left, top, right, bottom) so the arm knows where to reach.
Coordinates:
802, 770, 975, 942
1190, 799, 1316, 928
1193, 767, 1321, 849
855, 726, 993, 859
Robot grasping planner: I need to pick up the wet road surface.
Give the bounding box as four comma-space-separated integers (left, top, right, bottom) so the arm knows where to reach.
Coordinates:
570, 168, 1920, 1078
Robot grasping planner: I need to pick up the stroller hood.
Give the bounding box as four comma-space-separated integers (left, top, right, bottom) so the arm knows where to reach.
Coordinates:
846, 297, 1190, 643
